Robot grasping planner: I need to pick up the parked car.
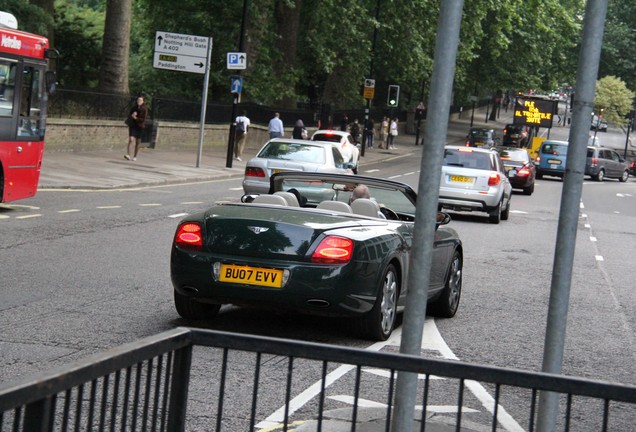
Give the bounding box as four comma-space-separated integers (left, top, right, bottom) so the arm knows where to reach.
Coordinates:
535, 140, 569, 179
171, 172, 463, 341
465, 128, 498, 147
311, 130, 360, 173
502, 124, 529, 147
439, 146, 512, 224
492, 146, 536, 195
242, 139, 354, 194
591, 114, 608, 132
585, 146, 630, 182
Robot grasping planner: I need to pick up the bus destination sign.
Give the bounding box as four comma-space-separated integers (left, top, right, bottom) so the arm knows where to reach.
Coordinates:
513, 97, 556, 128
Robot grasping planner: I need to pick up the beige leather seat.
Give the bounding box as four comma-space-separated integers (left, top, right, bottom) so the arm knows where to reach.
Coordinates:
316, 200, 353, 213
351, 198, 381, 218
252, 194, 288, 206
274, 191, 300, 207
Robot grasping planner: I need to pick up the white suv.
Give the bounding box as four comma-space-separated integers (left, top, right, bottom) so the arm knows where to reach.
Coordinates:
439, 146, 512, 224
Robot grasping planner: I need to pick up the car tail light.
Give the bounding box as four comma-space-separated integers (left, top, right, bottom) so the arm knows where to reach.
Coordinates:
245, 167, 266, 178
488, 172, 501, 186
311, 236, 353, 264
518, 166, 531, 176
591, 157, 598, 167
458, 147, 473, 153
175, 222, 202, 250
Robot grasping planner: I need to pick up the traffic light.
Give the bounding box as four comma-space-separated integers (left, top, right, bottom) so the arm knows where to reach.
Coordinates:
387, 85, 400, 107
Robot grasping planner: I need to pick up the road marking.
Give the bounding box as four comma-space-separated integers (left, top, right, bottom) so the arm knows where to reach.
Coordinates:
595, 255, 604, 261
139, 203, 162, 207
0, 215, 10, 220
328, 395, 479, 413
169, 213, 189, 218
590, 236, 597, 242
363, 368, 444, 380
510, 210, 528, 214
228, 187, 243, 191
15, 214, 43, 219
403, 171, 416, 176
96, 205, 122, 209
616, 193, 625, 197
58, 209, 80, 214
584, 223, 591, 228
0, 204, 40, 210
364, 169, 380, 173
180, 201, 204, 205
388, 174, 402, 179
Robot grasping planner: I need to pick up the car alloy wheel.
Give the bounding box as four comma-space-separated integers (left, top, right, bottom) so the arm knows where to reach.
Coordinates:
429, 251, 462, 318
595, 169, 605, 182
357, 264, 398, 341
620, 170, 629, 183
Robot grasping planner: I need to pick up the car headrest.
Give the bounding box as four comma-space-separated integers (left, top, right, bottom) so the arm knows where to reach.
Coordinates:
274, 191, 300, 207
252, 194, 288, 206
351, 198, 380, 218
316, 200, 353, 213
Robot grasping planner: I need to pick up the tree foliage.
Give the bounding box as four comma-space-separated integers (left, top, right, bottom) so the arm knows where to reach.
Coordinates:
594, 76, 634, 127
7, 0, 634, 113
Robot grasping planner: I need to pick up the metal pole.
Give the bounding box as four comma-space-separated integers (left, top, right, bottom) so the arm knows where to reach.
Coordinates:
624, 117, 632, 159
536, 1, 608, 430
225, 0, 249, 169
196, 39, 212, 168
391, 1, 464, 430
361, 0, 381, 157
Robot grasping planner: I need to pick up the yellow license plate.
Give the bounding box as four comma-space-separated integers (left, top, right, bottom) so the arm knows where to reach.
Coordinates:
219, 264, 284, 288
547, 159, 561, 165
272, 169, 286, 174
450, 175, 473, 183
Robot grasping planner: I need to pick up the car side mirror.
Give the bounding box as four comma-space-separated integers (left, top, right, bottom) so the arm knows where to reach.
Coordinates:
436, 211, 451, 227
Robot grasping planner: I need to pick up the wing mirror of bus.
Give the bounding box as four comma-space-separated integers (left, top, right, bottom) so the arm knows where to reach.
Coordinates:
45, 71, 57, 94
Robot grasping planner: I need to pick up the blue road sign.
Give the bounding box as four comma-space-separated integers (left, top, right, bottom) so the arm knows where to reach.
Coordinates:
231, 75, 243, 94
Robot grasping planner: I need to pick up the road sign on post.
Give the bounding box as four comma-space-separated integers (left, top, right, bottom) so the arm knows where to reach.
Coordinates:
153, 31, 210, 74
227, 52, 247, 69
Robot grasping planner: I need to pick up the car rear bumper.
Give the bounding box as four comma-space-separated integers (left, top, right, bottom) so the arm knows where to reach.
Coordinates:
438, 195, 499, 213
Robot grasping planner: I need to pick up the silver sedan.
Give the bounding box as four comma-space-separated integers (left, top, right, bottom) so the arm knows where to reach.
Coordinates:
242, 139, 354, 194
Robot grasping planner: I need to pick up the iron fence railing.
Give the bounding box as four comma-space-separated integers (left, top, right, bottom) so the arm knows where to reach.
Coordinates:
1, 327, 635, 431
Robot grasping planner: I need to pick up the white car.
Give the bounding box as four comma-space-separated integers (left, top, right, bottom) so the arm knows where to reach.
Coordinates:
439, 146, 512, 224
311, 130, 360, 173
242, 138, 354, 194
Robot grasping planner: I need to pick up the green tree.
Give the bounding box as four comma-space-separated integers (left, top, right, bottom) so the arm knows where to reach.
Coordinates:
594, 76, 634, 127
98, 0, 132, 94
599, 0, 636, 94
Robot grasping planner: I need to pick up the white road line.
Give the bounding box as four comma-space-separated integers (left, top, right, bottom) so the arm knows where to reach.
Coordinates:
139, 203, 162, 207
96, 205, 121, 209
258, 321, 524, 432
228, 187, 244, 191
584, 223, 591, 228
328, 395, 479, 413
388, 174, 403, 179
590, 236, 597, 242
0, 204, 40, 210
58, 209, 80, 214
0, 215, 10, 220
363, 368, 444, 380
180, 201, 204, 205
364, 169, 380, 173
510, 210, 528, 214
15, 214, 43, 220
169, 213, 189, 218
595, 255, 604, 261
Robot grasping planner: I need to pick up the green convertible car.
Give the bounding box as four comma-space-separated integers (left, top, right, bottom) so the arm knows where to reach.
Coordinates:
170, 172, 463, 341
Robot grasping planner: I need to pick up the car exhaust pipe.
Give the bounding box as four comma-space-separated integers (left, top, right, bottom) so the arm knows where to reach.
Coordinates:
306, 299, 330, 308
181, 286, 199, 294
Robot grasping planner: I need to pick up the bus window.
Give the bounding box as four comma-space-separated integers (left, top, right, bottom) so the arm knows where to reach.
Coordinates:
0, 59, 15, 117
17, 66, 43, 137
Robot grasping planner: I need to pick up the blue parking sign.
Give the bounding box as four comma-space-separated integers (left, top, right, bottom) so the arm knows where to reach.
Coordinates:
227, 52, 247, 70
231, 75, 242, 94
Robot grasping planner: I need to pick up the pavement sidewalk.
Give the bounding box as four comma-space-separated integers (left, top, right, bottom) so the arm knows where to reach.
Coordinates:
38, 107, 513, 190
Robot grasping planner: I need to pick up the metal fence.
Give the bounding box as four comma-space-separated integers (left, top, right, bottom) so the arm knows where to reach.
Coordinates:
1, 327, 635, 431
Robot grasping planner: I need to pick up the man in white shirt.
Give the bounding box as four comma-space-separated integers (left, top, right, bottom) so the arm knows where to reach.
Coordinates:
268, 112, 284, 139
234, 111, 250, 161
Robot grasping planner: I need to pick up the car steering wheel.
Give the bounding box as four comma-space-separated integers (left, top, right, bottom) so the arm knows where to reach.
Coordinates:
380, 206, 399, 220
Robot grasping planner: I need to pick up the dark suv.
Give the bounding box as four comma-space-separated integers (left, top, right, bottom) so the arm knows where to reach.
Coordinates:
502, 124, 529, 147
585, 147, 630, 182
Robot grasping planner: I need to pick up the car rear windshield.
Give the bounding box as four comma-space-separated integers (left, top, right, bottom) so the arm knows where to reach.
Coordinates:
443, 149, 493, 170
497, 149, 529, 163
541, 143, 568, 155
258, 142, 326, 164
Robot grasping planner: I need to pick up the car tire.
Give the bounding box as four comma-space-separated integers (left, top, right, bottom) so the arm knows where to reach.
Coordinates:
488, 201, 501, 224
619, 170, 629, 183
501, 198, 510, 221
523, 182, 534, 195
594, 169, 605, 182
428, 250, 462, 318
356, 264, 398, 341
174, 290, 221, 320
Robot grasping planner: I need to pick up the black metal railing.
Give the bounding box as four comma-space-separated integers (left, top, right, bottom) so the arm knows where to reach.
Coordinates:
2, 327, 634, 431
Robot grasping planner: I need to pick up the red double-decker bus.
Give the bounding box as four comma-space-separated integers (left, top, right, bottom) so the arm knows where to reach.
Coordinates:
0, 11, 56, 203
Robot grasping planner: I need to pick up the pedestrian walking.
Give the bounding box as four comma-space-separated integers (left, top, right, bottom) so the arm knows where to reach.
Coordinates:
379, 116, 389, 149
124, 95, 147, 161
340, 114, 349, 132
387, 118, 398, 149
292, 119, 307, 139
350, 119, 361, 144
268, 113, 284, 139
234, 111, 250, 161
365, 118, 375, 148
